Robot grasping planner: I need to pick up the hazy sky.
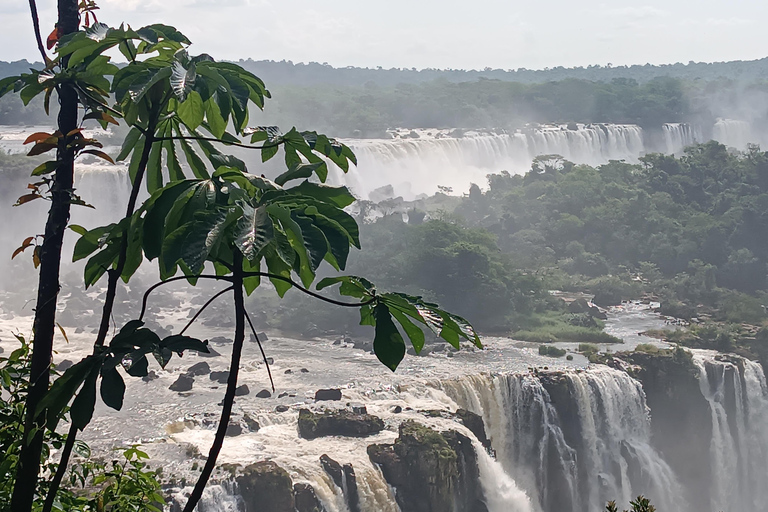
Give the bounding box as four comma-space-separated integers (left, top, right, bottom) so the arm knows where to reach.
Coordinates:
2, 0, 767, 69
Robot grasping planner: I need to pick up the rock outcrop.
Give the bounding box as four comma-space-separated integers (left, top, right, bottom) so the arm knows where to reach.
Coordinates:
236, 461, 294, 512
294, 483, 326, 512
368, 420, 488, 512
298, 408, 385, 440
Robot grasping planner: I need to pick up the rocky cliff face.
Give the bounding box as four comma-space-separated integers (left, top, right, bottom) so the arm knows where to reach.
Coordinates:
368, 420, 488, 512
607, 351, 713, 512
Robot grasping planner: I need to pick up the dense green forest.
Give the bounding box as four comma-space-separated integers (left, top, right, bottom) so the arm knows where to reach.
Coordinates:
3, 59, 767, 137
260, 142, 768, 355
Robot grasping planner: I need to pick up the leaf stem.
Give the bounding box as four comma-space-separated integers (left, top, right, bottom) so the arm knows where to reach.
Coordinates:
244, 309, 274, 392
179, 286, 234, 335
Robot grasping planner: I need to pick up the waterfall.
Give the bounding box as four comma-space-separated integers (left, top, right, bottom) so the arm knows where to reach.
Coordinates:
440, 368, 682, 512
662, 123, 702, 154
693, 354, 768, 511
712, 119, 753, 149
329, 124, 646, 200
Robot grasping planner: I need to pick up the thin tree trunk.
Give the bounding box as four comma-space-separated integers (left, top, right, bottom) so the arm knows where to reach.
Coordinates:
11, 0, 79, 509
182, 251, 246, 512
41, 133, 156, 512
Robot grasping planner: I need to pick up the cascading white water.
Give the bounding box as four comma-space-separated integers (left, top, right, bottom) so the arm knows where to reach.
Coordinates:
328, 124, 646, 200
662, 123, 703, 154
693, 353, 768, 512
439, 368, 682, 512
712, 119, 753, 149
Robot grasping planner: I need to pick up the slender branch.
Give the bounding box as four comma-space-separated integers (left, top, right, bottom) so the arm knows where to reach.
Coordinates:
182, 252, 246, 512
27, 0, 49, 64
153, 135, 284, 151
179, 287, 234, 335
241, 272, 376, 308
138, 275, 234, 321
244, 309, 274, 392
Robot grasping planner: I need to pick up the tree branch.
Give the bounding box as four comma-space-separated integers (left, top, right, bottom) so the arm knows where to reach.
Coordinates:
179, 287, 234, 335
138, 275, 234, 321
244, 309, 274, 392
241, 271, 376, 307
27, 0, 49, 64
182, 252, 246, 512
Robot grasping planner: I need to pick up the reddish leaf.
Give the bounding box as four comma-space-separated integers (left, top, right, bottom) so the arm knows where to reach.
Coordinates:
33, 246, 42, 268
12, 237, 35, 260
27, 143, 57, 157
80, 149, 114, 164
15, 193, 43, 206
46, 26, 60, 50
23, 132, 55, 145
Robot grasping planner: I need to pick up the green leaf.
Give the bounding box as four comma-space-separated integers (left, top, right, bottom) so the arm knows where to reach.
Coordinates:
161, 208, 235, 274
178, 90, 204, 130
373, 303, 406, 371
100, 366, 125, 411
31, 160, 59, 176
142, 180, 198, 260
36, 357, 100, 431
170, 60, 196, 101
163, 138, 184, 181
128, 66, 172, 103
390, 309, 426, 354
84, 243, 121, 288
72, 224, 114, 262
234, 203, 274, 262
161, 334, 210, 354
127, 136, 147, 184
70, 365, 99, 431
274, 163, 321, 186
147, 138, 164, 192
179, 136, 209, 179
289, 182, 357, 208
123, 352, 149, 377
316, 275, 376, 297
205, 98, 226, 138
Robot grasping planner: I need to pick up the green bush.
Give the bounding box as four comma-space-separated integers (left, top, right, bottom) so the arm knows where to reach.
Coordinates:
538, 345, 567, 357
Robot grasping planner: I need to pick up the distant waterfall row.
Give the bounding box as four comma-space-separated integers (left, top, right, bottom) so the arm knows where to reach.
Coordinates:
331, 119, 760, 200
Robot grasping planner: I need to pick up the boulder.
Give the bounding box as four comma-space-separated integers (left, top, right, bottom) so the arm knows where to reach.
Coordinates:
56, 359, 74, 372
195, 346, 220, 358
298, 409, 384, 440
294, 483, 326, 512
142, 370, 159, 383
226, 423, 243, 437
169, 374, 194, 392
236, 461, 294, 512
314, 389, 342, 401
186, 362, 210, 376
209, 371, 229, 384
235, 384, 250, 396
244, 414, 260, 432
276, 405, 289, 413
256, 389, 272, 398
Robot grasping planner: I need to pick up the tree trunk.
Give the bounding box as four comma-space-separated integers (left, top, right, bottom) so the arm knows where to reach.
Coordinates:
11, 1, 79, 510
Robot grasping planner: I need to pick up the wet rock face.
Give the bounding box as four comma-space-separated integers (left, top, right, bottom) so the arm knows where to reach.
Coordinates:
319, 455, 360, 512
185, 362, 210, 376
456, 409, 490, 450
618, 352, 713, 512
368, 420, 487, 512
294, 483, 326, 512
298, 408, 385, 439
236, 461, 295, 512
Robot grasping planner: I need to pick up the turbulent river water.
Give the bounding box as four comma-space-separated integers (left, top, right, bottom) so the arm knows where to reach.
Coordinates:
1, 122, 768, 511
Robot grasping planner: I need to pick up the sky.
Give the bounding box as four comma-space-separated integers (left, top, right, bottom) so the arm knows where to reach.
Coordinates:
1, 0, 767, 70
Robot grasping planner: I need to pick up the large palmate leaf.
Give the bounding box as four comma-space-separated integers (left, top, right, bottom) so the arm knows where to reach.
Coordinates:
234, 203, 274, 262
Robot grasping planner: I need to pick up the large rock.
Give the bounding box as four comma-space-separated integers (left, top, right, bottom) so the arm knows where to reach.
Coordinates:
368, 420, 487, 512
294, 483, 326, 512
209, 371, 229, 383
186, 362, 210, 376
456, 409, 491, 450
169, 374, 194, 392
314, 388, 342, 401
298, 408, 384, 440
236, 461, 294, 512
